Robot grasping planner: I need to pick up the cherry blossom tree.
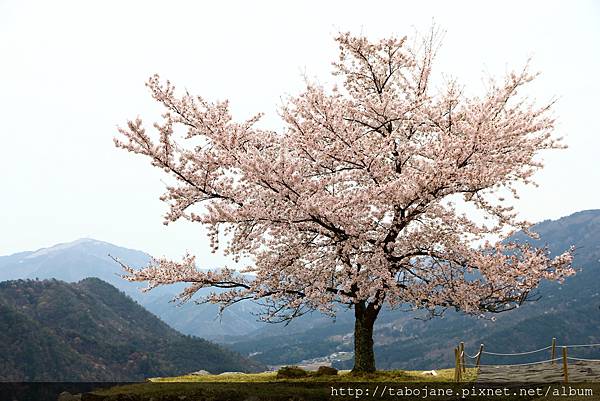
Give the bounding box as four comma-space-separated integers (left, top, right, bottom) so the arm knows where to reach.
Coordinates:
115, 30, 574, 373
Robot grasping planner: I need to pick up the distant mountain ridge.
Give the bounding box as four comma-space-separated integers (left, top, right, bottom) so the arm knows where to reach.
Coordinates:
0, 238, 150, 288
0, 277, 263, 380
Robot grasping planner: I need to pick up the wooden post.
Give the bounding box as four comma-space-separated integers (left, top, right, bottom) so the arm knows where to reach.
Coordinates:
454, 347, 458, 382
476, 344, 484, 368
454, 347, 459, 382
460, 342, 466, 373
551, 338, 556, 365
562, 346, 568, 384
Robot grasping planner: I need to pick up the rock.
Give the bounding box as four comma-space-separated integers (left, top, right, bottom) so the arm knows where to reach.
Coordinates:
189, 370, 211, 375
316, 366, 338, 376
421, 370, 438, 376
276, 366, 309, 378
218, 371, 245, 375
57, 392, 81, 401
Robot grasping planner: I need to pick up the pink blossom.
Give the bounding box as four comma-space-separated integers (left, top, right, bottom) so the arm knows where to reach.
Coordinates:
115, 30, 573, 371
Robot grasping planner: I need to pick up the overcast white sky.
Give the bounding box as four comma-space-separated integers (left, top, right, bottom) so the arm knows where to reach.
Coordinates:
1, 0, 599, 264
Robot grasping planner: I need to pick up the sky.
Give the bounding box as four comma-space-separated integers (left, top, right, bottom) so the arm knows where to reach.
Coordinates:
1, 0, 599, 265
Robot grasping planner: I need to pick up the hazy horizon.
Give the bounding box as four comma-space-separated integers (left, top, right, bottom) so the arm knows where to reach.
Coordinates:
3, 208, 600, 258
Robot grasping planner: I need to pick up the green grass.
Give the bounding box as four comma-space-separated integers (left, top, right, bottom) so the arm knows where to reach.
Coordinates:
148, 368, 477, 383
88, 368, 478, 400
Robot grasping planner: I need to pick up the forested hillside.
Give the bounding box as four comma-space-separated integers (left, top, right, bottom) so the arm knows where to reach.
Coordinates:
228, 210, 600, 370
0, 278, 263, 380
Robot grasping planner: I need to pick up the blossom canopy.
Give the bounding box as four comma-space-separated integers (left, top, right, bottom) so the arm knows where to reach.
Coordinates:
115, 31, 573, 329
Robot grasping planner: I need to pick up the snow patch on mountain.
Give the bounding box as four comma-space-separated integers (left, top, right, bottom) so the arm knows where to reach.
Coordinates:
23, 238, 109, 260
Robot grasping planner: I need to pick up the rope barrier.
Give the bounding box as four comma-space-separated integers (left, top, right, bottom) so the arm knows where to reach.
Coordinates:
465, 351, 481, 359
457, 340, 600, 381
566, 357, 600, 362
473, 358, 562, 368
482, 345, 552, 356
563, 343, 600, 349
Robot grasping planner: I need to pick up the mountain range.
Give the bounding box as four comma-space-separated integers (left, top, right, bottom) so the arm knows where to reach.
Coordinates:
0, 238, 262, 341
1, 209, 599, 372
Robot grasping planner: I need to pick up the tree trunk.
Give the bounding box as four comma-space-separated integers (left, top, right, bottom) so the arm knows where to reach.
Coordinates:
352, 301, 380, 373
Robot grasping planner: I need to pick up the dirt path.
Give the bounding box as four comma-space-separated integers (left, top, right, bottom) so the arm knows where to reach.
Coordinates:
477, 361, 600, 382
